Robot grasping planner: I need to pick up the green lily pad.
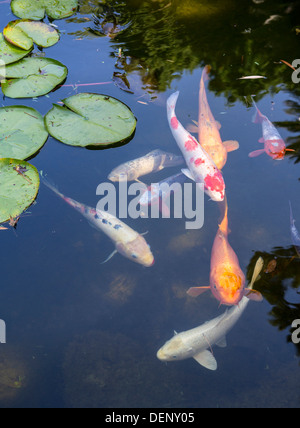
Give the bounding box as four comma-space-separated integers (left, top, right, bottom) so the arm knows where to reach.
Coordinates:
0, 158, 40, 224
0, 33, 31, 66
11, 0, 78, 21
44, 93, 137, 148
0, 106, 48, 159
4, 20, 60, 50
0, 57, 68, 98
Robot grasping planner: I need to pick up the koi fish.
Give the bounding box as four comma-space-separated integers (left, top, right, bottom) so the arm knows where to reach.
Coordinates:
249, 96, 294, 160
157, 257, 264, 370
41, 173, 154, 267
167, 91, 225, 202
189, 66, 239, 169
138, 172, 187, 217
108, 149, 184, 183
187, 196, 262, 305
289, 201, 300, 257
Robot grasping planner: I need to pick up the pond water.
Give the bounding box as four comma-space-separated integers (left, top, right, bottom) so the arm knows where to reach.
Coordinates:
0, 0, 300, 408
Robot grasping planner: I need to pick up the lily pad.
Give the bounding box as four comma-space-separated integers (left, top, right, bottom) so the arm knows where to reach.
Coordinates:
0, 158, 40, 224
0, 57, 68, 98
4, 20, 60, 50
0, 33, 31, 66
44, 93, 137, 148
0, 106, 48, 159
11, 0, 78, 21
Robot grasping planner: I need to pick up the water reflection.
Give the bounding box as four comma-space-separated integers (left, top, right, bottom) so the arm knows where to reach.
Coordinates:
274, 93, 300, 166
247, 247, 300, 357
70, 0, 300, 102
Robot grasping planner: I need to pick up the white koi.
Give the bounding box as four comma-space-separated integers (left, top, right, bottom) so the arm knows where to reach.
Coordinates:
157, 257, 264, 370
108, 149, 184, 183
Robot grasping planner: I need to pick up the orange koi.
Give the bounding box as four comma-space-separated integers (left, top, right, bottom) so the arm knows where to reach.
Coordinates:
187, 196, 262, 306
189, 66, 239, 169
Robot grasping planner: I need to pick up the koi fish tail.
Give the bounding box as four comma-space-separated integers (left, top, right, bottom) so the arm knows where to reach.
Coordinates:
40, 171, 65, 199
40, 171, 83, 213
251, 96, 263, 124
202, 65, 211, 83
218, 193, 228, 236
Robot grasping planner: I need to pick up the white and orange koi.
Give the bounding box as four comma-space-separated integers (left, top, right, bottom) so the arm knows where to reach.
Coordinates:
167, 91, 225, 202
249, 96, 294, 160
187, 196, 262, 306
41, 173, 154, 267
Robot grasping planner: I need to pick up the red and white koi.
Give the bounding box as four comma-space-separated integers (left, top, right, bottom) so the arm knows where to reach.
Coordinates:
167, 91, 225, 202
41, 173, 154, 267
249, 96, 294, 160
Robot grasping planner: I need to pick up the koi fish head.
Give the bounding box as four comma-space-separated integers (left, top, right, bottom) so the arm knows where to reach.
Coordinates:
204, 170, 225, 201
211, 270, 245, 306
265, 139, 289, 160
116, 235, 154, 267
157, 335, 192, 361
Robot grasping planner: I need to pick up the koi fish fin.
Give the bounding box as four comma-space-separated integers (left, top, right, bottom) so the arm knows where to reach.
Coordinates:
181, 168, 197, 182
101, 249, 118, 264
216, 336, 227, 348
186, 123, 199, 134
0, 226, 8, 230
135, 178, 146, 184
248, 149, 265, 158
187, 286, 210, 297
223, 140, 239, 152
258, 137, 265, 143
244, 288, 263, 302
248, 257, 264, 289
193, 349, 217, 370
214, 120, 222, 130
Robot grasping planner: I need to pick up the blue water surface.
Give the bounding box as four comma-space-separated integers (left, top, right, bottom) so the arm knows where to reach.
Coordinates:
0, 0, 299, 408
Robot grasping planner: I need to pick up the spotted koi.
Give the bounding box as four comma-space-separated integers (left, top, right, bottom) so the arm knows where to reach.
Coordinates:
167, 91, 225, 201
40, 173, 154, 267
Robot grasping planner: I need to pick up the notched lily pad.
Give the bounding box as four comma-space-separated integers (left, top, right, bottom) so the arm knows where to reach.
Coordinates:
0, 57, 68, 98
11, 0, 78, 21
4, 20, 60, 50
44, 93, 137, 148
0, 106, 48, 159
0, 33, 31, 66
0, 158, 39, 224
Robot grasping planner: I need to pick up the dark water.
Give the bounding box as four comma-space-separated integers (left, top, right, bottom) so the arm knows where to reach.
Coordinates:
0, 0, 300, 408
